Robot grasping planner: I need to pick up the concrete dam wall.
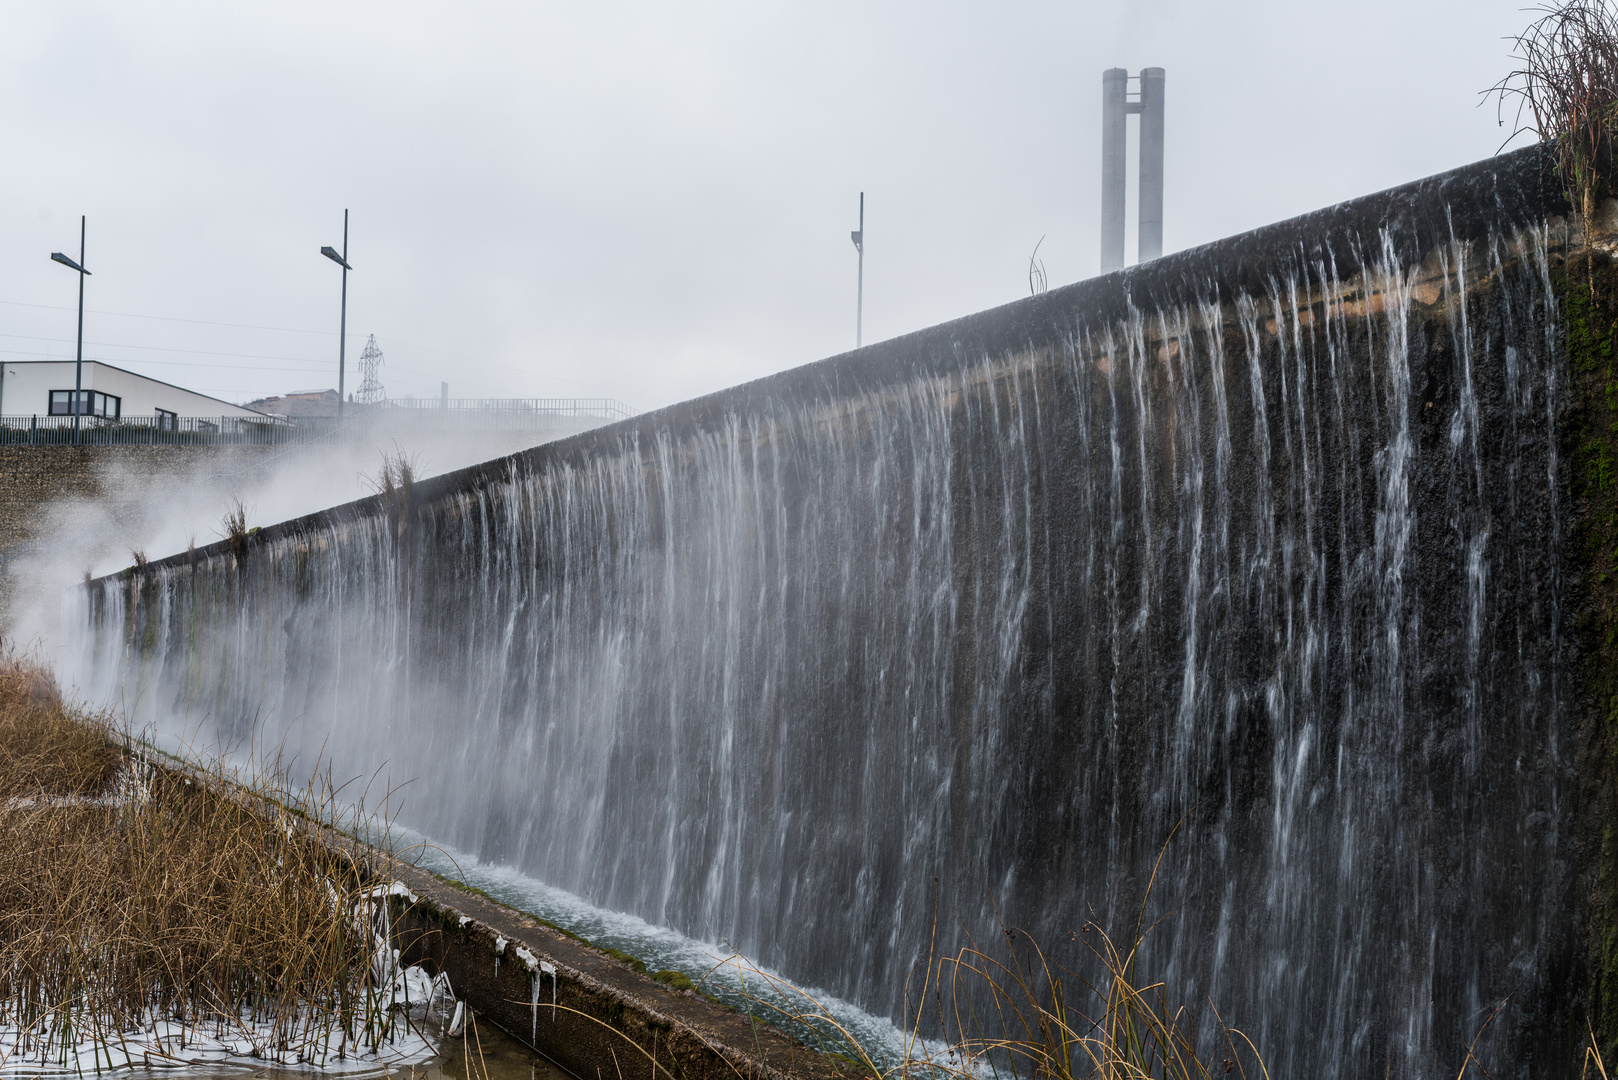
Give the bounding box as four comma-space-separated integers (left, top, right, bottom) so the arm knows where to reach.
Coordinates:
71, 142, 1601, 1077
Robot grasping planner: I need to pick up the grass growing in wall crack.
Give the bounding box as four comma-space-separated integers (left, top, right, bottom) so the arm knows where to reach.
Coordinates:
220, 497, 251, 559
370, 447, 418, 499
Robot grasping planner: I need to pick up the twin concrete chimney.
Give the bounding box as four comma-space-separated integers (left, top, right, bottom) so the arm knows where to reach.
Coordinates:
1100, 67, 1165, 272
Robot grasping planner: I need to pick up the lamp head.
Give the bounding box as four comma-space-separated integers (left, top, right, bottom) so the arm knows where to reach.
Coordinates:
50, 252, 89, 275
320, 246, 352, 270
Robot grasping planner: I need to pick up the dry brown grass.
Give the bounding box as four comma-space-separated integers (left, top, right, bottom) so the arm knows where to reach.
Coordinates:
0, 656, 121, 797
1491, 0, 1618, 222
371, 447, 417, 500
220, 497, 251, 558
714, 841, 1268, 1080
712, 914, 1267, 1080
927, 917, 1266, 1080
0, 657, 428, 1069
1586, 1021, 1612, 1080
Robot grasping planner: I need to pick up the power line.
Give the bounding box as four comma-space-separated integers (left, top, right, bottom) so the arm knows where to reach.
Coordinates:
0, 298, 333, 335
0, 346, 322, 373
0, 331, 329, 364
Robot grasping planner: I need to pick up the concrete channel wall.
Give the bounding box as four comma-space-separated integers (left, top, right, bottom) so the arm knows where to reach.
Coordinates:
389, 864, 851, 1080
146, 748, 852, 1080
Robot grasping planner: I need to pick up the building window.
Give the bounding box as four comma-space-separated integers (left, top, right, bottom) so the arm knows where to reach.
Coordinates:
154, 408, 177, 432
48, 390, 121, 418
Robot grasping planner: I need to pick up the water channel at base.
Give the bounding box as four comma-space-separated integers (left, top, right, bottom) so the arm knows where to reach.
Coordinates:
393, 828, 915, 1065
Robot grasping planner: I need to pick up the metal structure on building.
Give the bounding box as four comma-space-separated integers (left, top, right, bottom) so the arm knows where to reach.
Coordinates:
1100, 67, 1165, 272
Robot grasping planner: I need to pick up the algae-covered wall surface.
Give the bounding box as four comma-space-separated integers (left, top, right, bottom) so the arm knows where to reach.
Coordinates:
72, 143, 1605, 1078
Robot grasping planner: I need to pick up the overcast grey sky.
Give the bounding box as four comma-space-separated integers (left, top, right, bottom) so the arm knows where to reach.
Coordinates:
0, 1, 1541, 412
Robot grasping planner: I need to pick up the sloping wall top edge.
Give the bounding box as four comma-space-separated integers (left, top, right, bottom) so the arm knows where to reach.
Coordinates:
124, 141, 1569, 576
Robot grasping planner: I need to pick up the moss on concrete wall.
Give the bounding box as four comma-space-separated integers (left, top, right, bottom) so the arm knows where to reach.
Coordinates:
1561, 252, 1618, 1061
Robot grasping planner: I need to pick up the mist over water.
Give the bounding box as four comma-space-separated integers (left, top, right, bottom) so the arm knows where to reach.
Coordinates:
4, 415, 604, 649
66, 206, 1571, 1079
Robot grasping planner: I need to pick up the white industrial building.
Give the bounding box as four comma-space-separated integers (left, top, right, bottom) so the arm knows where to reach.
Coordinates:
0, 361, 271, 424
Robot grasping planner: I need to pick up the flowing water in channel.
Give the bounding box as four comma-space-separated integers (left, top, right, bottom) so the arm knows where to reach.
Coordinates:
70, 213, 1571, 1078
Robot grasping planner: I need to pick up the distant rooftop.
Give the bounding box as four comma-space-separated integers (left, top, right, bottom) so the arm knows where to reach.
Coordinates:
244, 389, 345, 418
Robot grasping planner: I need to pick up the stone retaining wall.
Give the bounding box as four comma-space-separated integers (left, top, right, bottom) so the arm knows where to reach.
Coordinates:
0, 445, 276, 629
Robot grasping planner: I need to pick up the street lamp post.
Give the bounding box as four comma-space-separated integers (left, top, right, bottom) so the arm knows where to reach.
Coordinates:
50, 217, 91, 445
320, 210, 352, 420
849, 192, 864, 348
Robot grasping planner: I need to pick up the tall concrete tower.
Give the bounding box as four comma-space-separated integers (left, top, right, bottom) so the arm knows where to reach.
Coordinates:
1100, 69, 1129, 273
1100, 67, 1167, 272
1137, 68, 1166, 262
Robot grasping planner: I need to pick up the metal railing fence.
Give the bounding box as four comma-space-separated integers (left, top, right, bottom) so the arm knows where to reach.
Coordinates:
0, 415, 302, 446
378, 397, 638, 420
0, 399, 638, 447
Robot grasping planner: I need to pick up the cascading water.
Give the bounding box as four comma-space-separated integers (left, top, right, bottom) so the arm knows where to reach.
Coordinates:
68, 147, 1579, 1078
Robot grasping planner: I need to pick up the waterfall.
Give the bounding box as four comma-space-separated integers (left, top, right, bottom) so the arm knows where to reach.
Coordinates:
69, 148, 1576, 1078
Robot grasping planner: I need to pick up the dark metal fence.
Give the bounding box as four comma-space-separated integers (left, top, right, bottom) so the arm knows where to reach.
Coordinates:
0, 415, 302, 446
0, 399, 638, 447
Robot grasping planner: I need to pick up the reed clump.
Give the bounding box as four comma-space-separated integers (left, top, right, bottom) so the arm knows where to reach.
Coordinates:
220, 497, 251, 559
712, 913, 1265, 1080
697, 830, 1263, 1080
371, 448, 417, 499
1492, 0, 1618, 223
0, 658, 434, 1070
928, 919, 1265, 1080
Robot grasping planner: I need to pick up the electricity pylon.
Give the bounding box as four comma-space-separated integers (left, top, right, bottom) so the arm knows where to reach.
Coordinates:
356, 334, 386, 405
